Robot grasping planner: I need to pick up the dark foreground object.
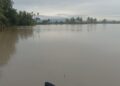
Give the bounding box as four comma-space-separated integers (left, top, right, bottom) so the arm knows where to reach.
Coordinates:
45, 82, 55, 86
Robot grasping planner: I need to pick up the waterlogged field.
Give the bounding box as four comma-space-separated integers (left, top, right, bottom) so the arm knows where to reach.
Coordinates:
0, 24, 120, 86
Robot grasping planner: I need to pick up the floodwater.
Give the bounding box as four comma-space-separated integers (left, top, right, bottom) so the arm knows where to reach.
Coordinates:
0, 24, 120, 86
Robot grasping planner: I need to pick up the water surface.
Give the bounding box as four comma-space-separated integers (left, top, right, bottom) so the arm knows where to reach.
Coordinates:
0, 24, 120, 86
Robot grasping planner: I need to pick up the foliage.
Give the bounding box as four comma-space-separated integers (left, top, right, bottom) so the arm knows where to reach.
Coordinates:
18, 11, 35, 25
65, 17, 98, 24
0, 0, 35, 27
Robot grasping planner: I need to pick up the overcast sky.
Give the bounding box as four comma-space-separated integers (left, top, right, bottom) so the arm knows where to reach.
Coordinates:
13, 0, 120, 20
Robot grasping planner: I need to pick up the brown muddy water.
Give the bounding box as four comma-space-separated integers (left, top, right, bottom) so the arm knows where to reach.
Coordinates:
0, 24, 120, 86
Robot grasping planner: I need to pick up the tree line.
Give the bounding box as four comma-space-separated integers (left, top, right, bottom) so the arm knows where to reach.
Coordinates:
65, 17, 120, 24
36, 17, 120, 24
1, 0, 120, 27
0, 0, 35, 28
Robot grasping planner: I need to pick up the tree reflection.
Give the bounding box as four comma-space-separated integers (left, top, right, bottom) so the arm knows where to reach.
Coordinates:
0, 26, 34, 67
38, 25, 98, 32
0, 27, 34, 80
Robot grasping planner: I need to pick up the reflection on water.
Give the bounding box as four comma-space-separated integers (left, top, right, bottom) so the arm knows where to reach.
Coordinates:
0, 26, 34, 81
0, 24, 120, 86
0, 26, 33, 66
35, 24, 98, 32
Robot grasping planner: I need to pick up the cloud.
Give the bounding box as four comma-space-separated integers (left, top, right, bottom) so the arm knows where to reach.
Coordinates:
13, 0, 120, 19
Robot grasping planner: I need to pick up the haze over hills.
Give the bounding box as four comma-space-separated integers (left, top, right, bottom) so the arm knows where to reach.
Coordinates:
13, 0, 120, 20
34, 14, 120, 23
34, 14, 90, 22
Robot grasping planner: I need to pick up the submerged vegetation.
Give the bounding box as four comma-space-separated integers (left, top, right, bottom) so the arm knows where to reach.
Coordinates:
0, 0, 35, 28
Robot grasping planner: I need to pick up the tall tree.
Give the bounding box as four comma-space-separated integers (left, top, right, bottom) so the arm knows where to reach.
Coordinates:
0, 0, 35, 26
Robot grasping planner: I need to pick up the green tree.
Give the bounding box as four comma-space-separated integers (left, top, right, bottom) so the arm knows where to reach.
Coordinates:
102, 19, 107, 23
7, 9, 18, 25
70, 17, 75, 24
18, 11, 35, 25
65, 18, 69, 24
0, 0, 35, 27
93, 18, 97, 23
76, 17, 83, 24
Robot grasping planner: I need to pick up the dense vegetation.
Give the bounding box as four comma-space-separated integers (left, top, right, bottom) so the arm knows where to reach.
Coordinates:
0, 0, 35, 27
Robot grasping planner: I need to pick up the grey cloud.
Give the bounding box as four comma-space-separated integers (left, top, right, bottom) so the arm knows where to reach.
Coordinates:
13, 0, 120, 19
